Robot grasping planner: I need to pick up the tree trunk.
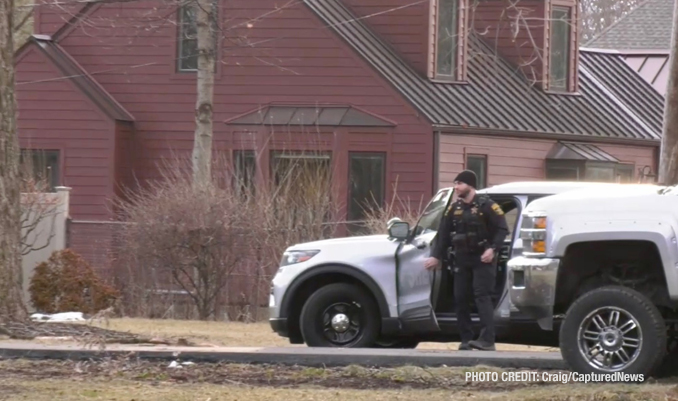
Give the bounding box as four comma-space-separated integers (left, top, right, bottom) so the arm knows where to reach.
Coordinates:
191, 0, 217, 188
659, 0, 678, 186
0, 0, 27, 321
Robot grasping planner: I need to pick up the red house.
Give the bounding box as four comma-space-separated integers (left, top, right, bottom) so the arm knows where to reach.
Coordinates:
15, 0, 664, 272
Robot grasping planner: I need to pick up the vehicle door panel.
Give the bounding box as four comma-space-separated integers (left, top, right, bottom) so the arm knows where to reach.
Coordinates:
395, 188, 453, 333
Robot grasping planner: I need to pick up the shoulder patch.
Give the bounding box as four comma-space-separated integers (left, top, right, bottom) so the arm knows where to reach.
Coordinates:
491, 203, 504, 216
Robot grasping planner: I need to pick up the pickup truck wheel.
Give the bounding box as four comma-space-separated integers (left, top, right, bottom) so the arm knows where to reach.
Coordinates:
299, 283, 380, 348
560, 286, 666, 378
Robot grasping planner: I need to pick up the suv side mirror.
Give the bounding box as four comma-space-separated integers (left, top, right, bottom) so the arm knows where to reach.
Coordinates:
388, 220, 410, 240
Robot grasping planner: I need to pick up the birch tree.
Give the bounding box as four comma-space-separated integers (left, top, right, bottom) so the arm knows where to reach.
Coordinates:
0, 0, 27, 321
191, 0, 218, 187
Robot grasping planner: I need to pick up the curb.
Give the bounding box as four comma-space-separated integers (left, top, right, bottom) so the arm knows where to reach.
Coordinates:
0, 344, 567, 370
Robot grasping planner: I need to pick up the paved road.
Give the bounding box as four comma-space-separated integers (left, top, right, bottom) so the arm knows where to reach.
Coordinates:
0, 342, 567, 370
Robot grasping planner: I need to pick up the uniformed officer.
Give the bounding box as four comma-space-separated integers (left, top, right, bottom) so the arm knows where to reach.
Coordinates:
424, 170, 509, 351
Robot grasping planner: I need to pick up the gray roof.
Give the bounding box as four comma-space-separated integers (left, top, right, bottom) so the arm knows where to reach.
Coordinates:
303, 0, 663, 143
546, 141, 619, 162
585, 0, 675, 50
224, 104, 395, 126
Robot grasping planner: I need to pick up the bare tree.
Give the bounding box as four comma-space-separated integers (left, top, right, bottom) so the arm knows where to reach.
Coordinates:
579, 0, 645, 42
659, 0, 678, 186
0, 0, 27, 321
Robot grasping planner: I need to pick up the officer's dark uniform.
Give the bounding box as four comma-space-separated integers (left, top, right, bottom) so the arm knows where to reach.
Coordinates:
430, 170, 509, 350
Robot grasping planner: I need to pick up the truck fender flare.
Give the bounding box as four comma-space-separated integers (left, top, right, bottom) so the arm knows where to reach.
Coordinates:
279, 264, 391, 319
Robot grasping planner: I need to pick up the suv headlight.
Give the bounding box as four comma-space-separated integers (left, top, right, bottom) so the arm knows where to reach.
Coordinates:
279, 250, 320, 269
520, 212, 547, 257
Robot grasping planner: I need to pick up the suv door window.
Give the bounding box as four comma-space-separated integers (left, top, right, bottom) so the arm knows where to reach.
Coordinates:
412, 188, 453, 236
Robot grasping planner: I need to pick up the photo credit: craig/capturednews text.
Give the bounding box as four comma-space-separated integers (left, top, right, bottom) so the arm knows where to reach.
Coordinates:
465, 371, 644, 383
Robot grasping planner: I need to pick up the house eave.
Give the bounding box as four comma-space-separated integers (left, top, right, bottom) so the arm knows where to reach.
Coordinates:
433, 125, 661, 147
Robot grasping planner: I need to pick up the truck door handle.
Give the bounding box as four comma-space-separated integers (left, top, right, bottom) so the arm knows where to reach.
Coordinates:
415, 240, 427, 249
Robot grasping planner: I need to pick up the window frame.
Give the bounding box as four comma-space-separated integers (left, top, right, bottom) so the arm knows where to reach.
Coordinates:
19, 149, 61, 192
431, 0, 467, 82
232, 149, 257, 196
465, 153, 488, 189
177, 2, 198, 72
176, 0, 220, 73
547, 2, 575, 93
545, 160, 635, 183
346, 152, 387, 234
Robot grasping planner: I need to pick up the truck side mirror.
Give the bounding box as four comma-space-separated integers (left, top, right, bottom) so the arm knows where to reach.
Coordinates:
388, 221, 410, 240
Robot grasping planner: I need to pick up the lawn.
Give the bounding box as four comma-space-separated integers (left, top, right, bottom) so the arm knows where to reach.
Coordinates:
68, 317, 558, 352
0, 359, 675, 401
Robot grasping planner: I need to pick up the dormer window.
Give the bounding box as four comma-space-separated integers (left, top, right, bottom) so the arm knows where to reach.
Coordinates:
546, 2, 577, 92
431, 0, 467, 81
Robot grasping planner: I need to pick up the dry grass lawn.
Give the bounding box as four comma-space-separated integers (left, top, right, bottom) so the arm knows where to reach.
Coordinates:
2, 378, 677, 401
1, 359, 676, 400
72, 317, 557, 351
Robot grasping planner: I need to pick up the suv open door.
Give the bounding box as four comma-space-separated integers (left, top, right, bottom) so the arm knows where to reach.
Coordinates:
393, 188, 453, 334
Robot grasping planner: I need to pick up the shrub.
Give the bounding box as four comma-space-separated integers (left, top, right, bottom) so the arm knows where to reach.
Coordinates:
29, 249, 119, 314
113, 150, 342, 320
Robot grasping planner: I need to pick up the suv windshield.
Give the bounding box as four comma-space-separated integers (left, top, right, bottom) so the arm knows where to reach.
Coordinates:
413, 189, 453, 236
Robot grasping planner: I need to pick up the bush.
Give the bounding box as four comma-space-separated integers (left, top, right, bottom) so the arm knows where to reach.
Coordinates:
113, 151, 342, 320
29, 249, 119, 314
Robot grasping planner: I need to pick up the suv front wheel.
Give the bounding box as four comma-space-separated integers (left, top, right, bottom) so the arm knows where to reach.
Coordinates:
299, 283, 380, 347
559, 285, 666, 379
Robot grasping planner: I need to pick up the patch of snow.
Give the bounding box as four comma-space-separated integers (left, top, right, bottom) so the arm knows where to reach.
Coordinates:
30, 312, 85, 322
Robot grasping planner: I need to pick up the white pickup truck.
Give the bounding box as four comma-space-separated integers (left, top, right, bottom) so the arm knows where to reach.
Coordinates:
508, 183, 677, 377
268, 181, 625, 349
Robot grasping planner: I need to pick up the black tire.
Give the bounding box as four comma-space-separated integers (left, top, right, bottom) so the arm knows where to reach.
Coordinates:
559, 285, 666, 379
299, 283, 380, 347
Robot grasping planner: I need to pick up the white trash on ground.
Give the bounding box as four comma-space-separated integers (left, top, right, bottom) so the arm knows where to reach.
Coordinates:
30, 312, 85, 322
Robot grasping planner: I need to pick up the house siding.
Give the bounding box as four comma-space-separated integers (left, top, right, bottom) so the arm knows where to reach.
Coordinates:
15, 46, 115, 221
47, 0, 433, 200
342, 0, 430, 76
436, 133, 657, 188
18, 0, 436, 275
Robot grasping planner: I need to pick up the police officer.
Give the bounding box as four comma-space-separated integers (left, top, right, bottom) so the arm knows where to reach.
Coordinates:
424, 170, 509, 351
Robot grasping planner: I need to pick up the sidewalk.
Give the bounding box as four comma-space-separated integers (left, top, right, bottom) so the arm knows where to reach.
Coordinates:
0, 341, 567, 370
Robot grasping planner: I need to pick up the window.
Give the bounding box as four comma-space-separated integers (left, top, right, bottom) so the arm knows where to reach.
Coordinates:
435, 0, 458, 78
178, 3, 198, 71
413, 188, 453, 236
347, 152, 386, 235
549, 6, 572, 91
20, 149, 60, 192
545, 160, 634, 183
466, 154, 487, 189
616, 164, 634, 183
233, 150, 256, 196
270, 151, 333, 231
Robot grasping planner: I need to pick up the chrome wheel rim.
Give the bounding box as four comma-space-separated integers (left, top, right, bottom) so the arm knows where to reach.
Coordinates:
321, 302, 362, 345
577, 306, 642, 372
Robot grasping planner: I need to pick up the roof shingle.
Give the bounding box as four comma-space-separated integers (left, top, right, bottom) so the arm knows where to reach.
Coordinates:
585, 0, 675, 50
303, 0, 662, 142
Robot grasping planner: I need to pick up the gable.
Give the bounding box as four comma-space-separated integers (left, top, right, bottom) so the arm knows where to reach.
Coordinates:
17, 35, 134, 123
304, 0, 662, 142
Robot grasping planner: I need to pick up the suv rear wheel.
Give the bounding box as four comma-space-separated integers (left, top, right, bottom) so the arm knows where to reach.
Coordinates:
299, 283, 380, 347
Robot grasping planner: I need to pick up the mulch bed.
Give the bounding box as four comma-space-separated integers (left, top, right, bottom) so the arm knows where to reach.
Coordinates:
0, 320, 181, 345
